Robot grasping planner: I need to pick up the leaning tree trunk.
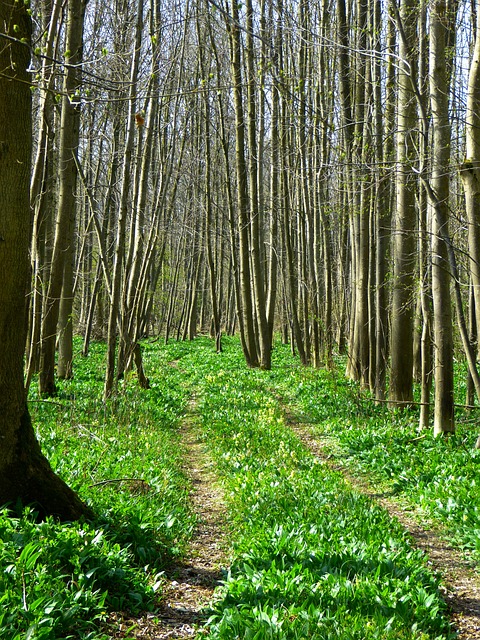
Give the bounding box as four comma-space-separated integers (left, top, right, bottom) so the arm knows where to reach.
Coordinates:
0, 0, 91, 520
197, 9, 222, 352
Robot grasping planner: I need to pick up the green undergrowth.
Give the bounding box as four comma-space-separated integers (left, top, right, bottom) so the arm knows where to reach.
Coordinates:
2, 340, 195, 640
277, 356, 480, 565
6, 335, 471, 639
161, 337, 453, 639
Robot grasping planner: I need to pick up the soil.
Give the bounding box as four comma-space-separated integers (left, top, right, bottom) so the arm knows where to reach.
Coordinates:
107, 397, 228, 639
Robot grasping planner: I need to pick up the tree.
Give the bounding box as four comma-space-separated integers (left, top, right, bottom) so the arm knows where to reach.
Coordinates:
104, 0, 144, 398
461, 0, 480, 358
0, 1, 91, 520
389, 0, 418, 406
226, 0, 261, 368
428, 0, 455, 434
38, 0, 86, 395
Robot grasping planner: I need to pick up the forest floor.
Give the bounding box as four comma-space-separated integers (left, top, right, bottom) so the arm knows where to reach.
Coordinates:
112, 393, 480, 640
109, 395, 229, 639
287, 421, 480, 640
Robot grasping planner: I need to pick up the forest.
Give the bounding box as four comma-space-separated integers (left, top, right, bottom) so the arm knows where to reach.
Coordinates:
1, 0, 480, 636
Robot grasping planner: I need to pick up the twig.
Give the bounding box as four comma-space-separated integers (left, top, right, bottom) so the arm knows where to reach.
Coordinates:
89, 478, 147, 488
407, 435, 427, 443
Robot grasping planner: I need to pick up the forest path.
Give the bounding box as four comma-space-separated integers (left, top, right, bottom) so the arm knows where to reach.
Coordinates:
286, 416, 480, 640
110, 394, 228, 639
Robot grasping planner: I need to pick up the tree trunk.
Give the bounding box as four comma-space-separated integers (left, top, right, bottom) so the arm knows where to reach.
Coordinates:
245, 0, 271, 369
461, 0, 480, 354
374, 0, 395, 401
38, 0, 86, 394
389, 0, 418, 406
104, 0, 144, 398
429, 0, 455, 434
227, 0, 259, 367
0, 1, 91, 520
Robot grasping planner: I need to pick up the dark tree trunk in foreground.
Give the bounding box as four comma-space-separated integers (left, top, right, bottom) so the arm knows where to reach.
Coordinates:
0, 3, 91, 521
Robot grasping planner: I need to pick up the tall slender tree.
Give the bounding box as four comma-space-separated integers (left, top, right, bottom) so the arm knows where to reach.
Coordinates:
428, 0, 456, 434
389, 0, 418, 406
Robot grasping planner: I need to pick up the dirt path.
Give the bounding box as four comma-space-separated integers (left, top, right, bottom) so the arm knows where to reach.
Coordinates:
288, 422, 480, 640
109, 398, 228, 639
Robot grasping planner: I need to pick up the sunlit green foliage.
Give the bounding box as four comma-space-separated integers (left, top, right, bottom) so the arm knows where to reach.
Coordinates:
280, 358, 480, 561
2, 337, 469, 638
162, 337, 453, 639
0, 340, 194, 639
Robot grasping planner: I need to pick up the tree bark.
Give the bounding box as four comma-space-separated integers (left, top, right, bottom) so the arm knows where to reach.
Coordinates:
389, 0, 418, 406
429, 0, 455, 434
227, 0, 260, 367
104, 0, 144, 398
0, 1, 91, 520
38, 0, 86, 394
460, 0, 480, 353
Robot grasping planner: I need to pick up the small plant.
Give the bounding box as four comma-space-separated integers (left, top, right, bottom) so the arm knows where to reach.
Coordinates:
7, 336, 463, 638
6, 338, 196, 639
284, 357, 480, 563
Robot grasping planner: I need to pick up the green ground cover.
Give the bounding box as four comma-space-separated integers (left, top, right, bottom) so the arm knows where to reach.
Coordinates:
277, 360, 480, 562
167, 337, 454, 639
1, 337, 466, 638
2, 341, 194, 639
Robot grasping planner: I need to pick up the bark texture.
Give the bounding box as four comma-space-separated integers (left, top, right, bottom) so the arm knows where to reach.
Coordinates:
0, 1, 91, 520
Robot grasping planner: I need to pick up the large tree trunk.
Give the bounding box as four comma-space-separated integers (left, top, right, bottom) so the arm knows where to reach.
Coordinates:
0, 0, 91, 520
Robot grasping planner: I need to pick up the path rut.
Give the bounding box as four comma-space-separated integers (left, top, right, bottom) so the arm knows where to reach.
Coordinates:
109, 397, 228, 639
288, 421, 480, 640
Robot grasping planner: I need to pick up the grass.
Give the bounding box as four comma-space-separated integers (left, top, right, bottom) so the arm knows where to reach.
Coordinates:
275, 356, 480, 562
3, 336, 470, 638
2, 340, 195, 639
161, 337, 454, 639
